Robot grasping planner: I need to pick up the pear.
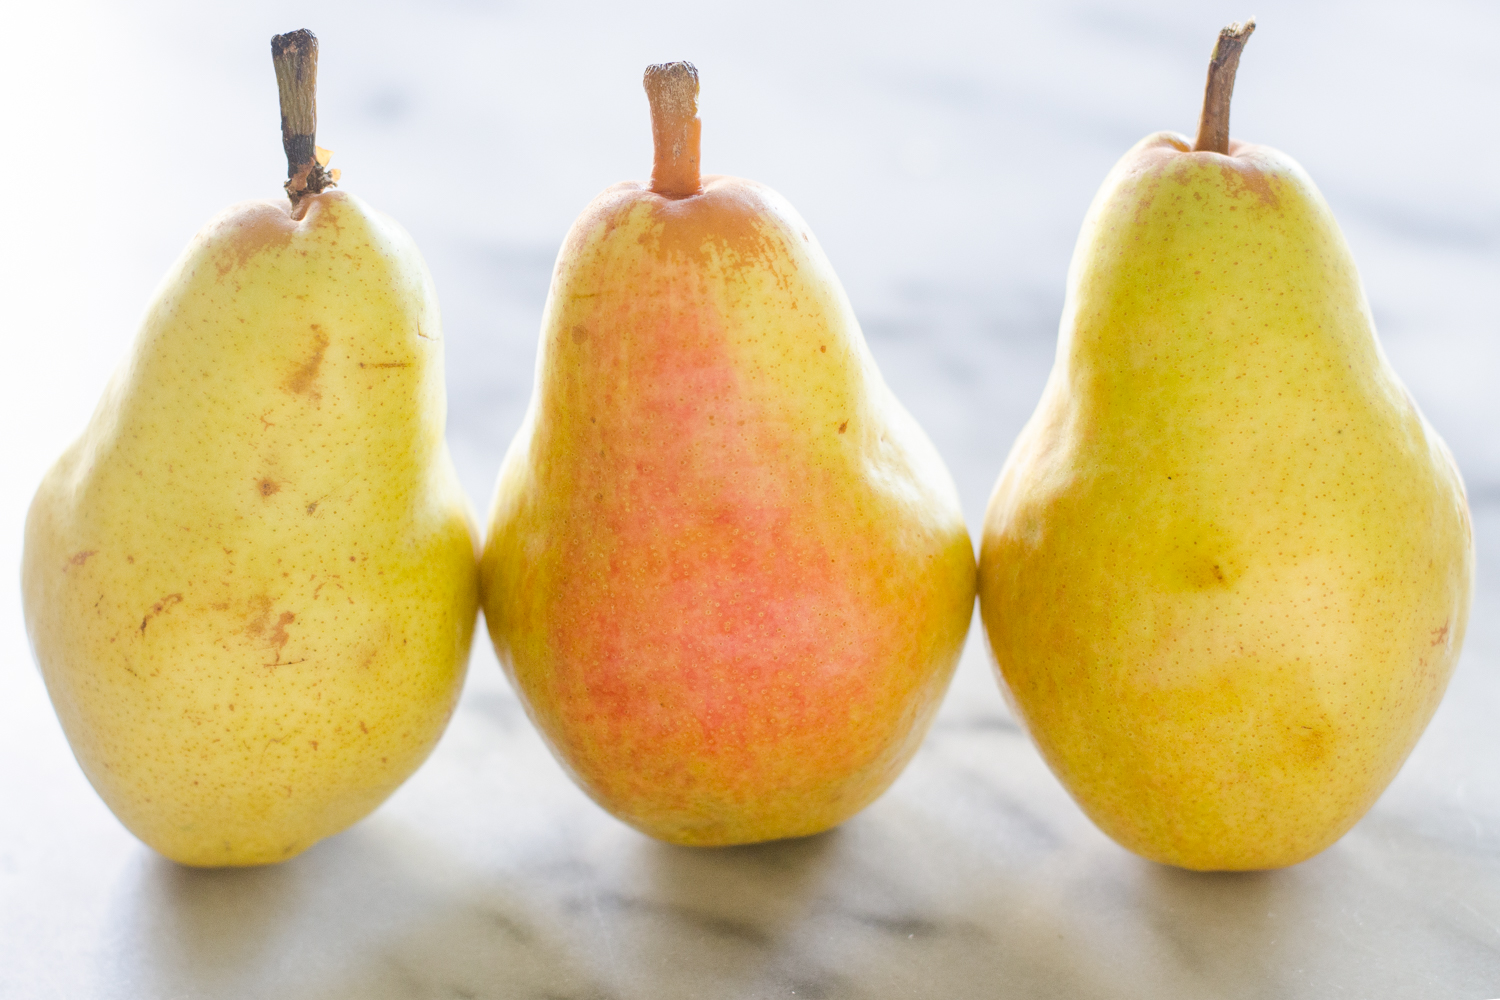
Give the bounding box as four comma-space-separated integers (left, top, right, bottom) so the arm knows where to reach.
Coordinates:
21, 31, 478, 866
979, 21, 1473, 870
481, 63, 975, 846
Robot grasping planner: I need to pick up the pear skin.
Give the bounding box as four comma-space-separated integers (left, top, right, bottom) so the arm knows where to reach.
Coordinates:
979, 127, 1473, 870
23, 190, 479, 866
481, 64, 975, 846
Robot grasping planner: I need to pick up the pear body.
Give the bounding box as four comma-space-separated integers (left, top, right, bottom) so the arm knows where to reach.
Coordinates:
482, 177, 975, 845
979, 134, 1473, 870
23, 191, 479, 866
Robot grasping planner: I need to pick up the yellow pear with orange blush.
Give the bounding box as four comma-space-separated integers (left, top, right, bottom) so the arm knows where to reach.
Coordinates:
481, 63, 976, 846
978, 22, 1473, 870
21, 31, 478, 866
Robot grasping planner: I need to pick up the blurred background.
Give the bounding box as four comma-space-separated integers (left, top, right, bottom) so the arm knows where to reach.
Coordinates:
2, 1, 1496, 997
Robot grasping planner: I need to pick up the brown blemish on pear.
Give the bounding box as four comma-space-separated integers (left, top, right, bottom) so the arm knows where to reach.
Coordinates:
285, 324, 329, 399
269, 612, 296, 651
243, 596, 296, 653
1293, 726, 1328, 765
1127, 136, 1279, 224
139, 593, 183, 633
1219, 150, 1281, 207
212, 202, 297, 277
243, 595, 274, 638
641, 181, 789, 273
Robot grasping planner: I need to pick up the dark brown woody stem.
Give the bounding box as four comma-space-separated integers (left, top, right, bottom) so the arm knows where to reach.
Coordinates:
1192, 19, 1256, 155
271, 29, 336, 209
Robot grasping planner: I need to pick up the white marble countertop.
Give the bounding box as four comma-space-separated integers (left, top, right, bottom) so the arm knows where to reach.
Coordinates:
3, 1, 1497, 996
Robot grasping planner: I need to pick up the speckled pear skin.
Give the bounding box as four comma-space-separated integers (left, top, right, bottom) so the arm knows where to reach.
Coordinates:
979, 134, 1474, 871
22, 190, 479, 867
482, 176, 976, 846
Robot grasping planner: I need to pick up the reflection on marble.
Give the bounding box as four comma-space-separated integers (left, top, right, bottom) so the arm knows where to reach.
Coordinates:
1, 0, 1498, 997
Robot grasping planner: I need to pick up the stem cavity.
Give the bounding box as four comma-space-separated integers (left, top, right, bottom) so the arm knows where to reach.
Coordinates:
1192, 19, 1256, 155
644, 61, 702, 198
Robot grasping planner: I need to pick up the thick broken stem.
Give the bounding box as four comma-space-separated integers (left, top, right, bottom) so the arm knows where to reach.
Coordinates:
1192, 19, 1256, 155
272, 29, 336, 209
644, 61, 702, 198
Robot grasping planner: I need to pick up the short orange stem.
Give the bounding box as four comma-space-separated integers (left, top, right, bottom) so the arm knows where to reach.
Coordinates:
644, 62, 702, 198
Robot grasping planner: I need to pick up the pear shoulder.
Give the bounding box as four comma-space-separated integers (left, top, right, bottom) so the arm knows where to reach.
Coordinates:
190, 191, 432, 300
561, 175, 815, 273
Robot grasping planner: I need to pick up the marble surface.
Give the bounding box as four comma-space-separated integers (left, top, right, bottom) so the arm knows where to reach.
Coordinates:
2, 1, 1498, 997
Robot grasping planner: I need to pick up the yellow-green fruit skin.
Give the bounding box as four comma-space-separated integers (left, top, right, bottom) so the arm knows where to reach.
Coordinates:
481, 178, 976, 846
22, 191, 479, 867
979, 134, 1474, 871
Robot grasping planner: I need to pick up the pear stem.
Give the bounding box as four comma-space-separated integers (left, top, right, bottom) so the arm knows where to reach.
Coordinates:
1192, 19, 1256, 155
272, 29, 336, 211
645, 62, 702, 198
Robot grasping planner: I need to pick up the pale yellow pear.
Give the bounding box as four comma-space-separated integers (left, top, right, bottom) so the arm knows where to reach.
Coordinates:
22, 186, 478, 866
978, 24, 1473, 870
